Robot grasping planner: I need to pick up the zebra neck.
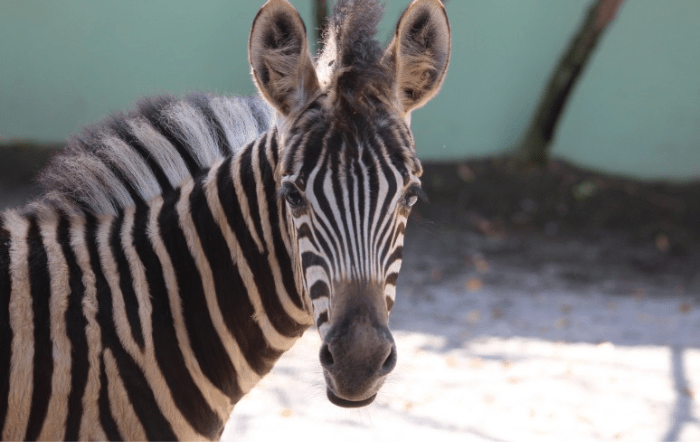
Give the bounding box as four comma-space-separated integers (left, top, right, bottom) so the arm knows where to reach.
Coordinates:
167, 127, 313, 386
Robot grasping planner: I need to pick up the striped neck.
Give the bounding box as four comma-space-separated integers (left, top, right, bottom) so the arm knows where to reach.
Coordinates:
160, 128, 313, 425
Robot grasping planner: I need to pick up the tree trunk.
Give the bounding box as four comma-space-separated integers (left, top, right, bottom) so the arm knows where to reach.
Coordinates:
515, 0, 625, 167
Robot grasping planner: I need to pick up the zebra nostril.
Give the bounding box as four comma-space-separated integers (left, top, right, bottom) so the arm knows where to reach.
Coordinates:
380, 345, 397, 375
320, 343, 335, 368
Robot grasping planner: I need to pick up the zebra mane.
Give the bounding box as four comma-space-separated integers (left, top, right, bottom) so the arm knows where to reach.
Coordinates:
35, 93, 275, 216
316, 0, 391, 99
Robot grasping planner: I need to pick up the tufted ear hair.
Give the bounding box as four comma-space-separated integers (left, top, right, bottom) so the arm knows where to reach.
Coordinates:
249, 0, 320, 116
383, 0, 451, 115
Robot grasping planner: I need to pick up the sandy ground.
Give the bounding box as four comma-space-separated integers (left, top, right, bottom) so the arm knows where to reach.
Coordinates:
220, 226, 700, 441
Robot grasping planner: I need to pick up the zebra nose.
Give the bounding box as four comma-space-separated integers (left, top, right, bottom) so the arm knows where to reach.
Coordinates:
380, 344, 398, 375
319, 330, 397, 377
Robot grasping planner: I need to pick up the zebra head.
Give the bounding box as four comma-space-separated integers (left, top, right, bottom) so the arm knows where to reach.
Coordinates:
249, 0, 450, 407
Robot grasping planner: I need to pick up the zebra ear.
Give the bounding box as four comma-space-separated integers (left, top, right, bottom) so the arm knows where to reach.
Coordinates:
249, 0, 320, 116
384, 0, 451, 115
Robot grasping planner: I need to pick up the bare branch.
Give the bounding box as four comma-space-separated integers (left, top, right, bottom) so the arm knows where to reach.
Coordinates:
515, 0, 625, 166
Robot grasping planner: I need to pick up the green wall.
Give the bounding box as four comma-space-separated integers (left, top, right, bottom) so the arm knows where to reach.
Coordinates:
1, 1, 699, 180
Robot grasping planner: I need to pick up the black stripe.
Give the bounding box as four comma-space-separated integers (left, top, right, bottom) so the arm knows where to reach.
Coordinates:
377, 121, 410, 178
24, 217, 53, 441
259, 138, 304, 309
378, 224, 397, 270
133, 200, 218, 439
240, 144, 266, 254
73, 137, 145, 208
309, 281, 329, 301
187, 93, 231, 157
0, 219, 12, 432
296, 125, 328, 184
59, 216, 89, 441
161, 181, 242, 401
384, 246, 404, 273
84, 216, 130, 441
345, 154, 360, 273
302, 252, 330, 276
284, 109, 325, 178
219, 150, 306, 338
312, 152, 345, 264
110, 118, 174, 195
139, 97, 201, 178
362, 147, 380, 242
98, 356, 122, 441
195, 161, 282, 376
246, 96, 272, 135
268, 128, 279, 165
355, 157, 367, 268
316, 311, 329, 329
374, 138, 399, 229
110, 213, 145, 350
92, 212, 174, 439
330, 148, 356, 266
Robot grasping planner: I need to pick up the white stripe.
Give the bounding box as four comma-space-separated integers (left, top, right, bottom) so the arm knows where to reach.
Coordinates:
69, 216, 107, 441
179, 173, 262, 396
165, 101, 220, 168
2, 210, 33, 441
103, 349, 148, 441
37, 212, 72, 440
120, 206, 195, 441
128, 118, 191, 188
232, 141, 265, 253
253, 138, 313, 325
99, 135, 161, 202
96, 215, 145, 363
148, 195, 230, 425
206, 161, 298, 351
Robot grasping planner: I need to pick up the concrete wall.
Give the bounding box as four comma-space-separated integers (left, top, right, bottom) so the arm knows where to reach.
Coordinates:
1, 1, 698, 180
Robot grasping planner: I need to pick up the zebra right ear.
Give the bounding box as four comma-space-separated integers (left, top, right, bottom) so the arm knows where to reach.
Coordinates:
383, 0, 451, 116
249, 0, 320, 116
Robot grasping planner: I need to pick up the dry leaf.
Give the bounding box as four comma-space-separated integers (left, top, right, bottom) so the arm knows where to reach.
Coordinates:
466, 278, 483, 292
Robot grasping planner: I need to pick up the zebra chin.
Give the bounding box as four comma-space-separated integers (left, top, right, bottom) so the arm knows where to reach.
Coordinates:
317, 281, 397, 408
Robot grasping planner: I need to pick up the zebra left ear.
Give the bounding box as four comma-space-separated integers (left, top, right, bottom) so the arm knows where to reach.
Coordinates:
383, 0, 451, 115
249, 0, 320, 116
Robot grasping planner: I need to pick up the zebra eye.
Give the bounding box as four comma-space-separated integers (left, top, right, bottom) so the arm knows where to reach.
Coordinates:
403, 185, 425, 208
282, 183, 304, 208
406, 193, 418, 207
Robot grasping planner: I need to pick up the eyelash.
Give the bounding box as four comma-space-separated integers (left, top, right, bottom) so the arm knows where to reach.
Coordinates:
280, 183, 305, 208
404, 185, 426, 207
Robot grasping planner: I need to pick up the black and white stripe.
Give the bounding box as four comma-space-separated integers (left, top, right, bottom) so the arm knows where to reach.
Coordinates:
1, 0, 451, 438
1, 127, 311, 440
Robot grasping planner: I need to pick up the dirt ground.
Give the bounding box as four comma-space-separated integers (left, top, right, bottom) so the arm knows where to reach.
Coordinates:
410, 158, 700, 298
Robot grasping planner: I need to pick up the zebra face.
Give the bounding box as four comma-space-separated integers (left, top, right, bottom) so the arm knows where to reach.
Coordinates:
278, 114, 422, 406
250, 0, 450, 407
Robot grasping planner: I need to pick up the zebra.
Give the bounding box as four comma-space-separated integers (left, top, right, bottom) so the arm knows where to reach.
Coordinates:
0, 0, 451, 439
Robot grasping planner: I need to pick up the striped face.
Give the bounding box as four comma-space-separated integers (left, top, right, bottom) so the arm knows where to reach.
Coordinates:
278, 105, 423, 406
280, 110, 422, 337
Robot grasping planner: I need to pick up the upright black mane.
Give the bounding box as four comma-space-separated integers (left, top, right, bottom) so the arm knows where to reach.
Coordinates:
318, 0, 393, 113
326, 0, 385, 68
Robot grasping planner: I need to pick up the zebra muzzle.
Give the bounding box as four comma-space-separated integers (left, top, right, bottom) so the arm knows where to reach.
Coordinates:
318, 282, 397, 407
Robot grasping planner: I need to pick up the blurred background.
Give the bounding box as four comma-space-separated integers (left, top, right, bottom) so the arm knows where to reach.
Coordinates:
1, 1, 699, 440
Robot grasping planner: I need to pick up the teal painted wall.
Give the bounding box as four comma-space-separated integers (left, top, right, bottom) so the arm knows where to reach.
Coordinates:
1, 1, 699, 180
